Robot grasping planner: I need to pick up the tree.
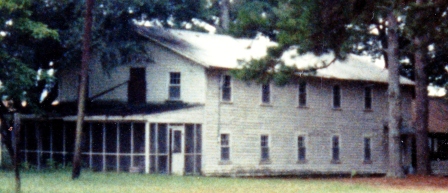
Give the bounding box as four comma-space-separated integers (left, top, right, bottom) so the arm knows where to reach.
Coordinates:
230, 0, 448, 177
0, 0, 58, 191
71, 0, 93, 180
406, 0, 448, 175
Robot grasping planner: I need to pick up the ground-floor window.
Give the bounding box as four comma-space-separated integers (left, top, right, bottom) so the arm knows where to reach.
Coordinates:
260, 135, 270, 162
364, 137, 372, 163
297, 136, 306, 162
220, 134, 230, 161
331, 135, 340, 163
429, 134, 448, 161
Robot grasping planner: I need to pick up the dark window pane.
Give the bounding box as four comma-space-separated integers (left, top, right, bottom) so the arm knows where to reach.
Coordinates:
91, 123, 103, 152
173, 130, 182, 153
222, 75, 231, 101
119, 123, 131, 153
221, 147, 230, 160
150, 123, 156, 154
170, 72, 181, 84
157, 124, 168, 154
332, 136, 340, 161
299, 82, 307, 106
364, 138, 371, 161
185, 124, 195, 153
105, 123, 117, 153
195, 124, 202, 153
365, 87, 372, 109
133, 123, 145, 153
169, 86, 180, 99
262, 84, 270, 103
333, 85, 341, 108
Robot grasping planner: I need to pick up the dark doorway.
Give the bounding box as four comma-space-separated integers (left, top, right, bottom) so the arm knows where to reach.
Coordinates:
128, 68, 146, 104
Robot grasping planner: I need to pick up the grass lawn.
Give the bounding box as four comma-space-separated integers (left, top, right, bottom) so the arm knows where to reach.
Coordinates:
1, 170, 447, 193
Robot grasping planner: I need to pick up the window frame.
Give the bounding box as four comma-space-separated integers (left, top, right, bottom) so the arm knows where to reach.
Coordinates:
260, 134, 270, 163
168, 72, 181, 100
332, 85, 341, 109
331, 135, 341, 164
363, 137, 372, 164
298, 82, 307, 107
221, 75, 232, 102
364, 86, 373, 110
261, 83, 271, 104
297, 135, 307, 163
220, 133, 230, 162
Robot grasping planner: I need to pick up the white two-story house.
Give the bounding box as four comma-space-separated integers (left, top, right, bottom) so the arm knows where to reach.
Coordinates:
19, 26, 418, 176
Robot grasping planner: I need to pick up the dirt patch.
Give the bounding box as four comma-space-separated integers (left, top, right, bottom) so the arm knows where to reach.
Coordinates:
338, 175, 448, 191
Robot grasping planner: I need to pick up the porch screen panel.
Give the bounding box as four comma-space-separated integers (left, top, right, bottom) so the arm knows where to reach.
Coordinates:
157, 124, 168, 174
119, 123, 131, 171
91, 122, 103, 171
64, 122, 76, 163
133, 123, 146, 169
52, 120, 64, 163
184, 124, 202, 175
105, 123, 117, 171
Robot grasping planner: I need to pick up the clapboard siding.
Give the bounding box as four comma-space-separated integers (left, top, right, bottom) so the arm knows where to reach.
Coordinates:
202, 69, 413, 176
57, 42, 206, 104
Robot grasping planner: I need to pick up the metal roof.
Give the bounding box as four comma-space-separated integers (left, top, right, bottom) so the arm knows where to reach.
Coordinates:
136, 26, 414, 85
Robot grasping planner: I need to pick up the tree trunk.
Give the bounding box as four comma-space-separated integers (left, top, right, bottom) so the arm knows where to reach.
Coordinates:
385, 10, 405, 178
72, 0, 94, 180
219, 0, 230, 32
0, 112, 15, 162
413, 0, 430, 175
13, 113, 21, 193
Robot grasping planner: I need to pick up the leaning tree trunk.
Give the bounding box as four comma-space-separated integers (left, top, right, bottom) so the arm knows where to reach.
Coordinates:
385, 10, 405, 178
413, 0, 431, 175
72, 0, 94, 180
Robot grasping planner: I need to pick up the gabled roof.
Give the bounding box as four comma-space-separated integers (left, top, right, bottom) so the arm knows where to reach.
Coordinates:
136, 26, 414, 85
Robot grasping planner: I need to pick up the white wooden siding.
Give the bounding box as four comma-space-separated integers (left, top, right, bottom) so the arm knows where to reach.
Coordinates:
202, 69, 414, 176
57, 42, 207, 104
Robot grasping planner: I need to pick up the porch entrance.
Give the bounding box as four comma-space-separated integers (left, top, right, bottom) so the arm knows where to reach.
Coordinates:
170, 125, 184, 175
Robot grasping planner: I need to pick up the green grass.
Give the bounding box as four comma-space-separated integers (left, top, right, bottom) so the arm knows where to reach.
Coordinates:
0, 170, 446, 193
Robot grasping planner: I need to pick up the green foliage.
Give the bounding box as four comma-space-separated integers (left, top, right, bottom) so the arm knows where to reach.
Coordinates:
0, 0, 59, 111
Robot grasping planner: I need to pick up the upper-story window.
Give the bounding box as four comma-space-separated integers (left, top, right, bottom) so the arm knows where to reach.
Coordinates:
364, 87, 372, 110
262, 84, 270, 104
221, 75, 232, 102
169, 72, 181, 100
333, 85, 341, 109
298, 82, 307, 107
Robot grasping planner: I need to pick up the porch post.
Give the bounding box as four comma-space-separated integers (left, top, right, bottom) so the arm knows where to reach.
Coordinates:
35, 122, 42, 170
102, 123, 106, 171
89, 123, 93, 168
145, 122, 150, 174
130, 123, 134, 167
116, 123, 120, 172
